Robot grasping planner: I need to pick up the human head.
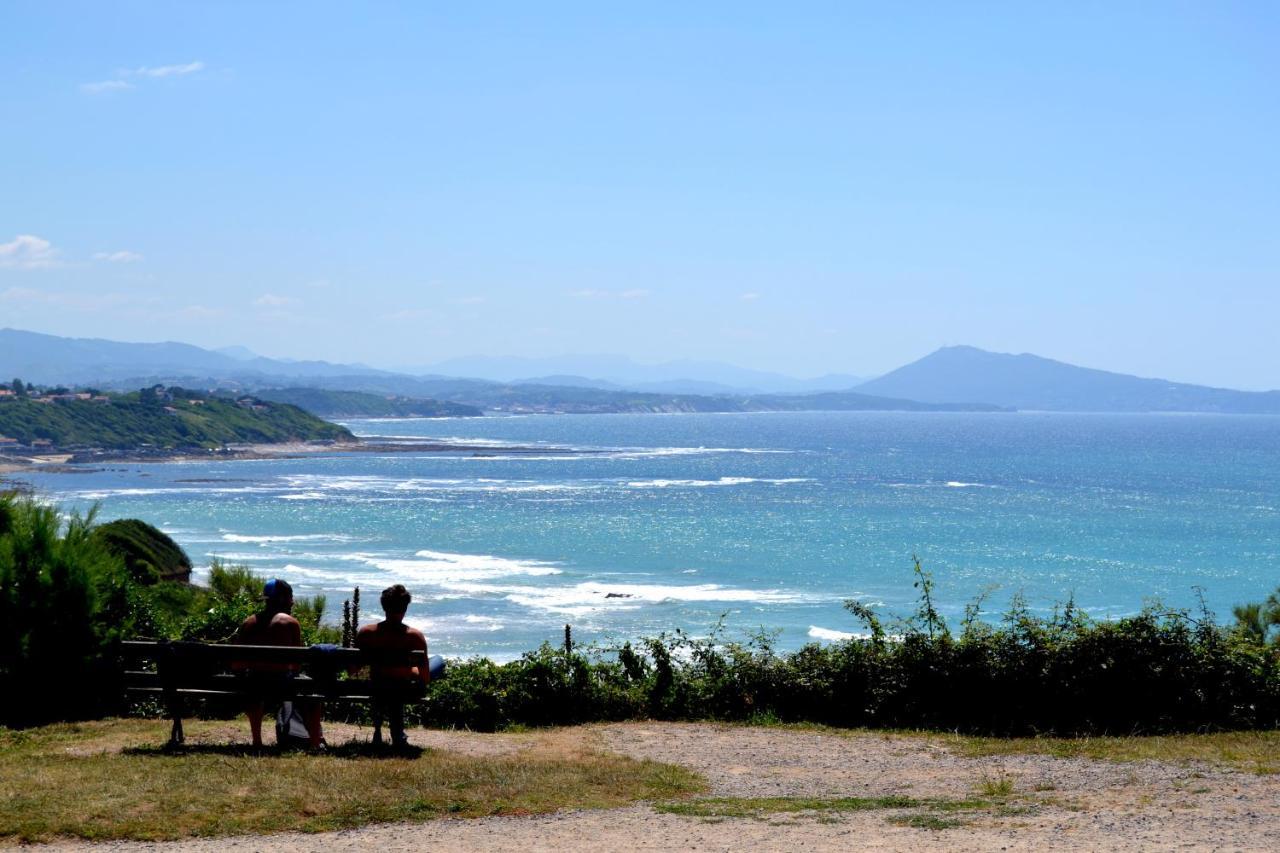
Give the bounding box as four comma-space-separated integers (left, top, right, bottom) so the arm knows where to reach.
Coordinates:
262, 578, 294, 614
380, 584, 411, 619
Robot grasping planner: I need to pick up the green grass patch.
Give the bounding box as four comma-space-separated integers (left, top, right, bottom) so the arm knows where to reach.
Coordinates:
889, 813, 971, 830
655, 794, 1006, 827
0, 719, 704, 842
949, 730, 1280, 775
657, 795, 919, 818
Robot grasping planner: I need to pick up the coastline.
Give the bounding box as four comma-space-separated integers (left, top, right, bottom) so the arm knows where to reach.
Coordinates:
0, 436, 600, 478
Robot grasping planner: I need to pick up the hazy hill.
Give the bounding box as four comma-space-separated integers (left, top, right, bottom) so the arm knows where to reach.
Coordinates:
857, 346, 1280, 413
255, 388, 482, 418
412, 354, 864, 393
0, 328, 386, 386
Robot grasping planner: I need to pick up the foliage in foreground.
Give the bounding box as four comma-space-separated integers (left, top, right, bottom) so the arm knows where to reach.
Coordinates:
0, 496, 332, 725
415, 563, 1280, 736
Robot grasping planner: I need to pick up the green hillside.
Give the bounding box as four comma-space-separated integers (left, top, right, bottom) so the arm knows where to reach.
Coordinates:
92, 518, 192, 583
255, 388, 482, 418
0, 388, 352, 449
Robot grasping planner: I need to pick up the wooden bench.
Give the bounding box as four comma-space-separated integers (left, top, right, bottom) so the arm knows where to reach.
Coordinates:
122, 640, 438, 746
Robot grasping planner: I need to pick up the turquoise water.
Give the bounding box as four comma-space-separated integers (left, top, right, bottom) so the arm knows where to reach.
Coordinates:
17, 412, 1280, 659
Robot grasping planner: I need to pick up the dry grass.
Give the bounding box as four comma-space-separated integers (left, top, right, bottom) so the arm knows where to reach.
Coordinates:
948, 730, 1280, 775
732, 720, 1280, 776
0, 720, 703, 843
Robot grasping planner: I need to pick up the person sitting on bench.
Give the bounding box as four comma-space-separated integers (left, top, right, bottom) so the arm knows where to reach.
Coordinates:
231, 578, 324, 749
356, 584, 428, 747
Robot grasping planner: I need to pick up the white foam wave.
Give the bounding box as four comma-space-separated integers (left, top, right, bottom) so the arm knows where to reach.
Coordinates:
945, 481, 996, 488
481, 581, 805, 618
221, 532, 356, 544
461, 614, 506, 631
626, 477, 812, 488
808, 625, 860, 642
356, 550, 563, 584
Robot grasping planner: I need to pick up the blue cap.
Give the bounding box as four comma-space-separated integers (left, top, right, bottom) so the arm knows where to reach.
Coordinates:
262, 578, 292, 600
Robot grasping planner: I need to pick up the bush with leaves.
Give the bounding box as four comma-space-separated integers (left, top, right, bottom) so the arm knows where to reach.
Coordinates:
0, 496, 137, 725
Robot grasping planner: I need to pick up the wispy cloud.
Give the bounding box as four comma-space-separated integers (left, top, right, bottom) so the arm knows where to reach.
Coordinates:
570, 288, 651, 300
126, 61, 204, 78
740, 292, 762, 301
253, 293, 300, 308
81, 79, 134, 95
0, 235, 58, 269
93, 250, 144, 263
81, 61, 204, 95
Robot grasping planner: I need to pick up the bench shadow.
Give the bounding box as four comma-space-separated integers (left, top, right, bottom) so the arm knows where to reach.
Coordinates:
122, 741, 426, 760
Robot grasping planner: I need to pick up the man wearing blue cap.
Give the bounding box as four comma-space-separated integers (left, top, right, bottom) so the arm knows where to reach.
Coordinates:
232, 578, 324, 749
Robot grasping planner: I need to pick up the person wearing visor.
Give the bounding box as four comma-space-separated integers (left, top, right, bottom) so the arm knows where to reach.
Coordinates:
231, 578, 324, 749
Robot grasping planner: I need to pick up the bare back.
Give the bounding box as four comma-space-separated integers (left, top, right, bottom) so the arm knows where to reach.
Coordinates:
356, 621, 428, 682
232, 611, 303, 672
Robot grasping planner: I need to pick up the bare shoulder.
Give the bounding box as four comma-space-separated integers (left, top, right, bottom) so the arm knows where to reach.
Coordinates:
407, 626, 428, 647
356, 623, 378, 636
271, 613, 301, 628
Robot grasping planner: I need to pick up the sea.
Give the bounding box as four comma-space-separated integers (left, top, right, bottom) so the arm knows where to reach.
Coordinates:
15, 412, 1280, 660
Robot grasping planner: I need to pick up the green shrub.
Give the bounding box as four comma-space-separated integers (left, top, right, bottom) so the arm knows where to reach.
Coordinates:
401, 564, 1280, 735
0, 496, 134, 725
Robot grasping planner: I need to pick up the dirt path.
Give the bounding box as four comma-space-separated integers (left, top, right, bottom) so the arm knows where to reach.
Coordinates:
38, 722, 1280, 852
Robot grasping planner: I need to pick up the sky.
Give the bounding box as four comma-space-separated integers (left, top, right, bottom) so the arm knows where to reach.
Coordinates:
2, 2, 1278, 388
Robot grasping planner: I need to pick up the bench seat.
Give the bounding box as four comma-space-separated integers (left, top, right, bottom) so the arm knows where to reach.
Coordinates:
121, 640, 435, 745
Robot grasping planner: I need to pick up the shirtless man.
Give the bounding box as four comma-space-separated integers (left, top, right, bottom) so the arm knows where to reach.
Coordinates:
355, 584, 428, 746
232, 579, 323, 749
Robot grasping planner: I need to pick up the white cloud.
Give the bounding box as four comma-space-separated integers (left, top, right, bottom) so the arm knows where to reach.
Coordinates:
253, 293, 300, 308
126, 61, 204, 78
82, 61, 203, 95
93, 250, 144, 263
0, 235, 58, 269
81, 79, 134, 94
740, 292, 762, 301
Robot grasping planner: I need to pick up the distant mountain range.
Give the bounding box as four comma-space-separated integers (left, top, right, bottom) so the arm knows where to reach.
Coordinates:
0, 328, 387, 386
858, 346, 1280, 413
400, 354, 866, 395
3, 329, 1278, 414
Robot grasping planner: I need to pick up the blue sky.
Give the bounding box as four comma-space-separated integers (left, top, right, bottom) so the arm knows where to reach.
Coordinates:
2, 2, 1278, 387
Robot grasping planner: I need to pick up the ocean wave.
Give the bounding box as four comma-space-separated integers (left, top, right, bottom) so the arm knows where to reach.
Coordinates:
807, 625, 861, 641
355, 550, 563, 584
626, 477, 813, 488
70, 485, 274, 500
478, 581, 805, 618
220, 532, 357, 544
461, 614, 506, 632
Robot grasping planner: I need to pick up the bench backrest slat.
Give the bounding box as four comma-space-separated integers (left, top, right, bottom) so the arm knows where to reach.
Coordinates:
121, 640, 425, 668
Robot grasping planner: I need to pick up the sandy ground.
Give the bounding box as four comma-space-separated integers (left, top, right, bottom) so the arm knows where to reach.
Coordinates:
34, 721, 1280, 852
